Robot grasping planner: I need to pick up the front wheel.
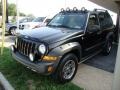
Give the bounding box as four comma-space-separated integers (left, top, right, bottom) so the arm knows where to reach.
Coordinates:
53, 53, 78, 84
9, 27, 17, 35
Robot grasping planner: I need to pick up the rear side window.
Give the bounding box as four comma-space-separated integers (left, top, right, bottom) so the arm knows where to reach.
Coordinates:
98, 12, 113, 29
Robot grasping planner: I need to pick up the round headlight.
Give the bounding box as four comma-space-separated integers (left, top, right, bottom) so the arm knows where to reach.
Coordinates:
38, 44, 46, 54
29, 53, 34, 62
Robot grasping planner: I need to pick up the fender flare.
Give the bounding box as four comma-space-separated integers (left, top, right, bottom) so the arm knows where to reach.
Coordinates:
103, 32, 114, 48
48, 42, 82, 73
106, 32, 114, 40
48, 42, 82, 59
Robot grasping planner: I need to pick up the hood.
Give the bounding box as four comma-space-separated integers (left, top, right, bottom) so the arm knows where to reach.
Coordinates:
20, 22, 43, 26
19, 27, 84, 44
19, 22, 44, 29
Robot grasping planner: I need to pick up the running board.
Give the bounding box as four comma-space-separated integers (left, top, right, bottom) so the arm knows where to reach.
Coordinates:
78, 49, 102, 64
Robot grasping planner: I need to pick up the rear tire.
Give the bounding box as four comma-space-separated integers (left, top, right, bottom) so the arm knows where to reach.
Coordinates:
53, 53, 78, 84
102, 38, 113, 55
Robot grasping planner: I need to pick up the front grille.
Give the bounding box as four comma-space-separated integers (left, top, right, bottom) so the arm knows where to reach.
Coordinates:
19, 25, 24, 30
17, 38, 36, 56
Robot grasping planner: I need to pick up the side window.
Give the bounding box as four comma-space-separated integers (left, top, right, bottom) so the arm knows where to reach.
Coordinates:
99, 12, 113, 29
87, 14, 99, 32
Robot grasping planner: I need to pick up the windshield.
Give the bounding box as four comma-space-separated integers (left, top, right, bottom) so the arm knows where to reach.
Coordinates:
19, 18, 34, 23
32, 17, 45, 22
19, 18, 29, 23
48, 13, 87, 30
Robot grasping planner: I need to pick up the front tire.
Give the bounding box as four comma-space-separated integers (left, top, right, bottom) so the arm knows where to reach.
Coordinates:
9, 27, 17, 35
53, 53, 78, 84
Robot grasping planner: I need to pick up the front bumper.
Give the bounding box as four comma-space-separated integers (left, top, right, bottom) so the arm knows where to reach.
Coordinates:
12, 52, 58, 75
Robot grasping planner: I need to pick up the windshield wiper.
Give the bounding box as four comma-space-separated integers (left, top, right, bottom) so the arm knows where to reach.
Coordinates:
47, 24, 80, 30
48, 24, 71, 28
58, 25, 69, 28
57, 25, 80, 29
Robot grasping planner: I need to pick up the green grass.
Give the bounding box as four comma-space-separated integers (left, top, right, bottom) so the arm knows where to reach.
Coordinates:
0, 48, 83, 90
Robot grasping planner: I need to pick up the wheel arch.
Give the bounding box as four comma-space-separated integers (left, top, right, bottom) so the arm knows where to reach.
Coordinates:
49, 42, 82, 75
49, 42, 82, 63
60, 49, 82, 63
106, 32, 114, 41
9, 26, 17, 31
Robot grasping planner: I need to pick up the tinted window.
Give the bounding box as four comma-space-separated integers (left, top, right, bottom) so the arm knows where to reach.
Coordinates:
87, 14, 99, 32
19, 18, 28, 23
88, 14, 99, 26
32, 17, 45, 22
99, 12, 113, 29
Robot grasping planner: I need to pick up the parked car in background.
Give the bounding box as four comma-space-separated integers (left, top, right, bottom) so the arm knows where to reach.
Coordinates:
11, 7, 114, 83
19, 17, 51, 30
6, 17, 34, 35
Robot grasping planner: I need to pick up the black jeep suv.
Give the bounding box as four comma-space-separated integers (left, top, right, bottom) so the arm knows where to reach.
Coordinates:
11, 7, 114, 83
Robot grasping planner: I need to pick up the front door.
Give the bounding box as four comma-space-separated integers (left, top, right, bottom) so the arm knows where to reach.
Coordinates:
83, 14, 101, 56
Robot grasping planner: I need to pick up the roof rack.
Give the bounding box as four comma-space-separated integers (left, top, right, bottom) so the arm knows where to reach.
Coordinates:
94, 8, 108, 12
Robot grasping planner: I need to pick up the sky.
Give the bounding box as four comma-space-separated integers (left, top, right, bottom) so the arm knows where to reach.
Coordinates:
8, 0, 117, 24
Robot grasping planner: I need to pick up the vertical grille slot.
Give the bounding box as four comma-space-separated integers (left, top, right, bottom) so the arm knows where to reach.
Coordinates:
17, 38, 36, 56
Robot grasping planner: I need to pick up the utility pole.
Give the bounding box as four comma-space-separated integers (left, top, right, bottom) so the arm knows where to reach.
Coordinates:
16, 0, 19, 30
6, 0, 8, 23
112, 9, 120, 90
1, 0, 6, 55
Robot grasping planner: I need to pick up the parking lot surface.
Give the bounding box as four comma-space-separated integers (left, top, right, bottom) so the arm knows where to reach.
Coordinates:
84, 45, 117, 73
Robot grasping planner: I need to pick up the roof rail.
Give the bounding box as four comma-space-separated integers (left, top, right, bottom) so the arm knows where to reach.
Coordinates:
94, 8, 107, 12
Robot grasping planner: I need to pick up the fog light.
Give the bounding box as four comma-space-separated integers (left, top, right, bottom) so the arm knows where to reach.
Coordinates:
48, 66, 53, 72
29, 53, 34, 62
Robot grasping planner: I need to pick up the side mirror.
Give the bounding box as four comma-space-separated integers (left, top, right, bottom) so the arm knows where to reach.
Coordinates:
88, 25, 100, 33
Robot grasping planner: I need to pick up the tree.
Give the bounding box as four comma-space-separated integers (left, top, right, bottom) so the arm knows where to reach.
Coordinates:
0, 2, 2, 15
19, 12, 26, 16
27, 14, 35, 18
8, 3, 16, 16
0, 2, 26, 16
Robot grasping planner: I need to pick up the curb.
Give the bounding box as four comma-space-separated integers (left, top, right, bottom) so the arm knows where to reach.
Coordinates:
0, 72, 14, 90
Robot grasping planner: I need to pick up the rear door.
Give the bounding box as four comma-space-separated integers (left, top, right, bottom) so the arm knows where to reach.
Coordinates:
98, 12, 114, 42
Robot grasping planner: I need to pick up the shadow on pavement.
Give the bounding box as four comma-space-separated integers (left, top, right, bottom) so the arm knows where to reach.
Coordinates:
84, 44, 118, 73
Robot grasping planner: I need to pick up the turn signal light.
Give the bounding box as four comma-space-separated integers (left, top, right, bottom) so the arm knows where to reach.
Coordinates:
42, 56, 58, 61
